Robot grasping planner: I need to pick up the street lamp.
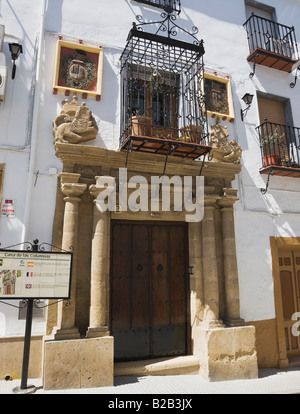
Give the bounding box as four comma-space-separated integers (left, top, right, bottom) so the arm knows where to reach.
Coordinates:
8, 42, 23, 79
241, 93, 254, 121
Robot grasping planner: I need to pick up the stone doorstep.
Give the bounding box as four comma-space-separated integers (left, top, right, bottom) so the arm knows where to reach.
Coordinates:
114, 355, 200, 377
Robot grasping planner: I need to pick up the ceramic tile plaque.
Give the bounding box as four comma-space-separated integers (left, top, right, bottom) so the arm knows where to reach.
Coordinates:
204, 72, 234, 122
53, 39, 103, 100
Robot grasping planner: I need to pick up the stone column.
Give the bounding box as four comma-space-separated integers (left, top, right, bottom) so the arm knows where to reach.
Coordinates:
53, 173, 87, 340
217, 188, 244, 327
86, 176, 115, 338
201, 188, 224, 328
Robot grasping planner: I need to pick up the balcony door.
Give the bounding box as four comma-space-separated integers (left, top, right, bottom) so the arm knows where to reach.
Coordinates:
257, 96, 288, 165
110, 221, 189, 361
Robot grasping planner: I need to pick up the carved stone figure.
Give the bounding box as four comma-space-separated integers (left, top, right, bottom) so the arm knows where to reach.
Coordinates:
53, 95, 98, 144
209, 119, 242, 164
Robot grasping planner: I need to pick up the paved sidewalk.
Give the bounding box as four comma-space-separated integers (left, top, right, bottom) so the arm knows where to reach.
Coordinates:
1, 367, 300, 394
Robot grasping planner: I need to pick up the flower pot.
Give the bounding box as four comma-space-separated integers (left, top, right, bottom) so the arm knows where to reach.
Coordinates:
180, 125, 202, 143
130, 116, 152, 137
263, 154, 279, 166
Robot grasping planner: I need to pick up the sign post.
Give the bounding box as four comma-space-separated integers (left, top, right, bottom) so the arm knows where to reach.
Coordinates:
0, 240, 72, 393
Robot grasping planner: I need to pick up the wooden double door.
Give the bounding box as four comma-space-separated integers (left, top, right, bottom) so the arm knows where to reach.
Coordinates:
279, 249, 300, 357
110, 221, 189, 361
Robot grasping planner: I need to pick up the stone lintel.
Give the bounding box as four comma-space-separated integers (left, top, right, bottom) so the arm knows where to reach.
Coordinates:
55, 143, 241, 181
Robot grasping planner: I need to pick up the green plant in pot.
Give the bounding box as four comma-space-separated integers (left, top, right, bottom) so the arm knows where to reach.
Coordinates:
260, 127, 284, 166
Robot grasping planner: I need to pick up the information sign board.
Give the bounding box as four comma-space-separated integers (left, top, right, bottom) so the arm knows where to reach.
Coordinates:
0, 250, 72, 299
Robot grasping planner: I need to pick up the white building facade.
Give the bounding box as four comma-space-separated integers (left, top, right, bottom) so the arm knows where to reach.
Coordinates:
0, 0, 299, 389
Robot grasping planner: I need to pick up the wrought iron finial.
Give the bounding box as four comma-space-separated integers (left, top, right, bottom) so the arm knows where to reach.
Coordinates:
133, 10, 202, 46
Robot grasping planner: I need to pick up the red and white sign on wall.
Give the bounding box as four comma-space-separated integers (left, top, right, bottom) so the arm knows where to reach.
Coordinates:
1, 199, 15, 218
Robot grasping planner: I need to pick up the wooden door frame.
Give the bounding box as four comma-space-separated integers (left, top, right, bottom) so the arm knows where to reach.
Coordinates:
270, 236, 300, 368
109, 219, 191, 360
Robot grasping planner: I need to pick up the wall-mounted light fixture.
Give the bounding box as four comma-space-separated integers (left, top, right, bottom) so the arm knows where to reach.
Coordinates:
8, 42, 23, 79
240, 93, 254, 121
290, 60, 300, 88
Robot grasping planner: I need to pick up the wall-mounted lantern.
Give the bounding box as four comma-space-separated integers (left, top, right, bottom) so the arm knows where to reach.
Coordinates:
0, 25, 7, 102
290, 60, 300, 88
240, 93, 254, 121
8, 42, 23, 79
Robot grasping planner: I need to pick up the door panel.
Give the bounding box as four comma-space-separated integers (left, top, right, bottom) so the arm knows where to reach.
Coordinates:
111, 221, 188, 361
279, 249, 300, 357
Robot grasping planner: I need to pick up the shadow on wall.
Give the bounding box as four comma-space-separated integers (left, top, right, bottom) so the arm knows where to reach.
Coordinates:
45, 0, 63, 34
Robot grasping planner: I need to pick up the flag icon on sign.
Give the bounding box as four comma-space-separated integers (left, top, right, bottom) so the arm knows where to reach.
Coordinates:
27, 262, 34, 267
26, 272, 33, 277
25, 284, 32, 289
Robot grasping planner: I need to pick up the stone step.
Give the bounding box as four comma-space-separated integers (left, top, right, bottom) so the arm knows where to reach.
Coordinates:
114, 355, 200, 377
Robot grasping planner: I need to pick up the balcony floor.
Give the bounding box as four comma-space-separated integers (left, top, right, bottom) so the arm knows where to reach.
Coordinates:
120, 135, 212, 160
247, 48, 298, 72
260, 165, 300, 178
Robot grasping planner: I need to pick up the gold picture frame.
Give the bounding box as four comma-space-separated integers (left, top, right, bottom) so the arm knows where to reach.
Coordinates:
53, 38, 103, 101
204, 71, 234, 122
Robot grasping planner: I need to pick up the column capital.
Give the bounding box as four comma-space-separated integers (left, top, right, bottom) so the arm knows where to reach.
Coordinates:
60, 172, 87, 199
217, 188, 239, 209
61, 182, 87, 199
89, 175, 116, 199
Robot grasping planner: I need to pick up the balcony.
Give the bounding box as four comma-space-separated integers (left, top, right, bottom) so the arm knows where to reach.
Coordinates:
134, 0, 181, 14
120, 25, 211, 161
257, 122, 300, 178
244, 14, 299, 72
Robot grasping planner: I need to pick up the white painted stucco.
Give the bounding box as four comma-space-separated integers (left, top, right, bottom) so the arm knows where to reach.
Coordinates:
0, 0, 299, 334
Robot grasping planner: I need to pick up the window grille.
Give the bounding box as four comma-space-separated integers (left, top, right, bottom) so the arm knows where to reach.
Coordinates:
120, 17, 210, 159
134, 0, 181, 14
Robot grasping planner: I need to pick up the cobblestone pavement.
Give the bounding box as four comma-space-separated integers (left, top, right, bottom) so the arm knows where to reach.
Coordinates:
1, 367, 300, 395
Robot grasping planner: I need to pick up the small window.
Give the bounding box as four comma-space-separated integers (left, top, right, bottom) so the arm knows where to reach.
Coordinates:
133, 0, 181, 14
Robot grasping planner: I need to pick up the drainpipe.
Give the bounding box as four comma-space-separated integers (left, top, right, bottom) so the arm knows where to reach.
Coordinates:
21, 0, 47, 243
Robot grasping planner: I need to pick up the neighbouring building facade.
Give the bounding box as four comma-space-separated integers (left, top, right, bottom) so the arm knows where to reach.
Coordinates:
0, 0, 300, 390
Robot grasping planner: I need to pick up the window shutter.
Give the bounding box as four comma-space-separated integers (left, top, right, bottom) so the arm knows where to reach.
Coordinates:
257, 97, 286, 125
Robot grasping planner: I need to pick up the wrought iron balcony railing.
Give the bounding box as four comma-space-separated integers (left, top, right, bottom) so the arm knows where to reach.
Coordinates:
119, 12, 211, 161
244, 13, 299, 72
257, 121, 300, 177
134, 0, 181, 14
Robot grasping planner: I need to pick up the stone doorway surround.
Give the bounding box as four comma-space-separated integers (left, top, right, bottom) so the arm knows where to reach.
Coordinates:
43, 142, 258, 390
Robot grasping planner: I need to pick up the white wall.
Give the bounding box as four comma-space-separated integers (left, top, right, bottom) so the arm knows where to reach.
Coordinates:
0, 0, 299, 334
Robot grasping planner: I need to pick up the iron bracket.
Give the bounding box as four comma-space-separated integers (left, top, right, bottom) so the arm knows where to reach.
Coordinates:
261, 168, 274, 195
125, 139, 133, 169
249, 52, 259, 79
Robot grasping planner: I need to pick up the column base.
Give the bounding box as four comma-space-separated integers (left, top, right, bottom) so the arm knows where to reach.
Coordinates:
52, 327, 80, 340
223, 317, 245, 327
199, 319, 225, 329
86, 326, 109, 338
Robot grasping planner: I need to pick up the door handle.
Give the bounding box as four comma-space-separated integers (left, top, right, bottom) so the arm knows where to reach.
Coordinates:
157, 264, 163, 271
137, 264, 143, 272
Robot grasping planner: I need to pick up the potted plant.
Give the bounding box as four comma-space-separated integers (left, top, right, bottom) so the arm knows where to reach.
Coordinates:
260, 127, 284, 166
129, 107, 152, 137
